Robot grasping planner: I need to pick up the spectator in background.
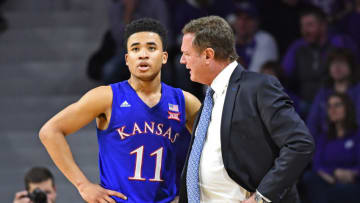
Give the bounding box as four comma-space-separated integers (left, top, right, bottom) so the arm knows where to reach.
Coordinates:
228, 1, 278, 72
302, 93, 360, 203
307, 48, 360, 141
305, 0, 353, 23
260, 61, 300, 113
259, 61, 287, 86
87, 30, 117, 82
0, 0, 8, 33
13, 167, 57, 203
337, 0, 360, 49
282, 6, 359, 118
260, 0, 314, 57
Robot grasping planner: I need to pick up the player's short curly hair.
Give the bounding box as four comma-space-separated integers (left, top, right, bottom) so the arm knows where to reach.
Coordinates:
123, 18, 168, 51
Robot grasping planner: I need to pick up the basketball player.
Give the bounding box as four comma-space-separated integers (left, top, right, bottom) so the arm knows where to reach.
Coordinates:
39, 18, 201, 203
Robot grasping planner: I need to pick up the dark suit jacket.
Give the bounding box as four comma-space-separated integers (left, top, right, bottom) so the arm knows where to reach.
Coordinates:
179, 65, 315, 203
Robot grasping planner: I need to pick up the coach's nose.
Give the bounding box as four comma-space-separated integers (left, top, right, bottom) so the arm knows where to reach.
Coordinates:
180, 54, 186, 64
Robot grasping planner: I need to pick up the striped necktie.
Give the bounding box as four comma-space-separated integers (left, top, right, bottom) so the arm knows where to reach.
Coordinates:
186, 87, 215, 203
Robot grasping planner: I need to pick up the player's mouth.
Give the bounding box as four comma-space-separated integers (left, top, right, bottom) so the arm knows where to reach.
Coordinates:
138, 62, 151, 71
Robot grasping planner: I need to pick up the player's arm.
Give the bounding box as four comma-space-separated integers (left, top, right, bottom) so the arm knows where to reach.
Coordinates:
39, 86, 126, 202
182, 90, 201, 133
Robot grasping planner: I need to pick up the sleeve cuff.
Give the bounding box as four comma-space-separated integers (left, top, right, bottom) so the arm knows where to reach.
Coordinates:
256, 190, 272, 202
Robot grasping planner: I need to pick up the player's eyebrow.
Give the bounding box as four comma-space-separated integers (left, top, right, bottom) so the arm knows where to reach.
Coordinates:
130, 42, 140, 47
146, 42, 157, 46
130, 42, 157, 47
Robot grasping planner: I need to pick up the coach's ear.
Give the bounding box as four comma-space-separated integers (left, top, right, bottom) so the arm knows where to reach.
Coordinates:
204, 48, 215, 64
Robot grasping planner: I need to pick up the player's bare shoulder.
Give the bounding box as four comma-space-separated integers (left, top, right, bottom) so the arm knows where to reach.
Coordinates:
81, 85, 114, 130
182, 90, 201, 114
182, 90, 201, 133
85, 85, 113, 100
79, 85, 113, 110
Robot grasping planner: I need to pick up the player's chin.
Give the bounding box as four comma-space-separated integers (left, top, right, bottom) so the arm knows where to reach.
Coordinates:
135, 72, 159, 81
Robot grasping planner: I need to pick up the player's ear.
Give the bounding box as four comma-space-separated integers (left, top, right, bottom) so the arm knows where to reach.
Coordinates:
125, 53, 129, 66
162, 51, 168, 64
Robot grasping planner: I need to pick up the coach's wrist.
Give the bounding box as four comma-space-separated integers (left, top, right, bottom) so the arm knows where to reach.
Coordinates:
255, 190, 271, 203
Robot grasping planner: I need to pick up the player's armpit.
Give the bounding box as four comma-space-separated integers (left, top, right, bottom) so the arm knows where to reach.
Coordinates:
182, 90, 201, 133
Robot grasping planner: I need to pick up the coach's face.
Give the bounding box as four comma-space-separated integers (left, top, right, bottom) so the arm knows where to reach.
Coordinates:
180, 33, 213, 85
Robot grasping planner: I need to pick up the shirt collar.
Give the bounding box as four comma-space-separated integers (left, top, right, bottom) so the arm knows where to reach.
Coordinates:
210, 61, 238, 97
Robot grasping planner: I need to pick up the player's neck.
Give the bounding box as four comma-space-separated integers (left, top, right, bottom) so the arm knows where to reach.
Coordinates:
128, 76, 162, 95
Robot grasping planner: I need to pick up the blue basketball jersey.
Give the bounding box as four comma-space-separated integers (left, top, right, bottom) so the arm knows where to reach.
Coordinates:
97, 81, 191, 203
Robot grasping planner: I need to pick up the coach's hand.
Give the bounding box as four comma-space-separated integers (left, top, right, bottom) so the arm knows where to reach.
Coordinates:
77, 181, 127, 203
241, 194, 256, 203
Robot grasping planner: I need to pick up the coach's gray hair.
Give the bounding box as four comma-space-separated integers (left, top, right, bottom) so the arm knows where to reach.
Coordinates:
182, 16, 238, 61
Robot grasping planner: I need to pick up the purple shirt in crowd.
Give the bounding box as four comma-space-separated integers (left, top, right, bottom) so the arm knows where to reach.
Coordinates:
282, 33, 359, 77
306, 83, 360, 139
313, 131, 360, 178
338, 11, 360, 49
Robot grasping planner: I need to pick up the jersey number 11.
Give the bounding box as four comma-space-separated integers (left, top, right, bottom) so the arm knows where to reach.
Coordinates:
128, 146, 164, 182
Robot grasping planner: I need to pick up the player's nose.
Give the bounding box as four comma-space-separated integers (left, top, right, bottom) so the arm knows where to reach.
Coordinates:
139, 48, 149, 59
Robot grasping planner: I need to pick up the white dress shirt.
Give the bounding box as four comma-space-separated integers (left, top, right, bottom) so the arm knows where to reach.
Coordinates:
199, 61, 249, 202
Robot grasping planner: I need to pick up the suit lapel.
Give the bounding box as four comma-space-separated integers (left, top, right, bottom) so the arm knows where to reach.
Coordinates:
221, 65, 243, 165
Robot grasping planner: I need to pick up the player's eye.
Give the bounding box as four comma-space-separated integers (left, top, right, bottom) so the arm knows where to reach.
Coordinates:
149, 47, 156, 51
132, 47, 139, 52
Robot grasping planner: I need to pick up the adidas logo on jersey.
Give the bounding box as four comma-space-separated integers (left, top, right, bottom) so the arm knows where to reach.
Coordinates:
120, 100, 131, 107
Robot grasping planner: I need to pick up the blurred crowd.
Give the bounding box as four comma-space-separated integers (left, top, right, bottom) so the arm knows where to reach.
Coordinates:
86, 0, 360, 202
0, 0, 8, 33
